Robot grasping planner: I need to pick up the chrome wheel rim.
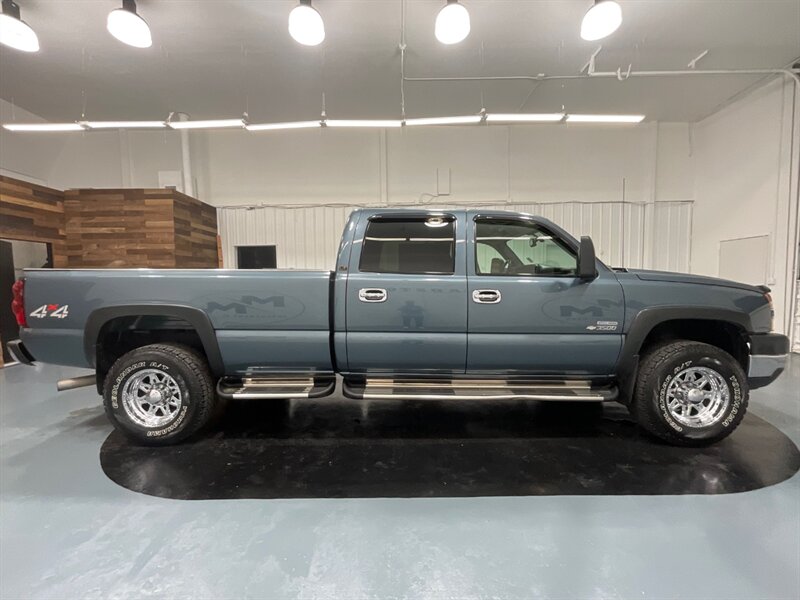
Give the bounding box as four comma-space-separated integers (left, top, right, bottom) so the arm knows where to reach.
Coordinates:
666, 366, 730, 428
121, 369, 183, 428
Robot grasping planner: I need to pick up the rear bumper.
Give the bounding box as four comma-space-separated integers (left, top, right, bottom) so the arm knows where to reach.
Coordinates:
7, 339, 35, 366
748, 333, 789, 389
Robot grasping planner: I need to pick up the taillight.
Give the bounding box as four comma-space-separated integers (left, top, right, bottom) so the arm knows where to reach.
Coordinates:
11, 279, 27, 327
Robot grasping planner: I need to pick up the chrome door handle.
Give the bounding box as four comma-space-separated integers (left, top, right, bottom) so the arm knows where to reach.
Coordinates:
359, 288, 388, 303
472, 289, 502, 304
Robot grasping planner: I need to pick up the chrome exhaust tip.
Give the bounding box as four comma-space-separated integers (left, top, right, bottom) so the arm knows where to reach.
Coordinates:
57, 374, 96, 392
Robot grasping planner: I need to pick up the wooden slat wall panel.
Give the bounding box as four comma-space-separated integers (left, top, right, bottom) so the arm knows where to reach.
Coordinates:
64, 189, 178, 268
172, 191, 219, 268
0, 175, 67, 266
2, 177, 219, 269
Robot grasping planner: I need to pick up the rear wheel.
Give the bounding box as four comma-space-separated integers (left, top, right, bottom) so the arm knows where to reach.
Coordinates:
103, 343, 216, 446
632, 341, 748, 446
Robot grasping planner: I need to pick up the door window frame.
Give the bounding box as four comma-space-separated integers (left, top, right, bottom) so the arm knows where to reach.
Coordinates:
349, 211, 467, 278
469, 214, 580, 278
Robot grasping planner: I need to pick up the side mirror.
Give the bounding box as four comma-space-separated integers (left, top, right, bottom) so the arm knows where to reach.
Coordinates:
577, 236, 597, 280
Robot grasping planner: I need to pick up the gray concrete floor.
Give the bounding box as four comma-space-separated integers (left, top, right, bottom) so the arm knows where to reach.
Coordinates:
1, 358, 799, 600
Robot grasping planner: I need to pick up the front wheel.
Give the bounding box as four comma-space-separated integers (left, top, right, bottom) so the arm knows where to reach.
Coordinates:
632, 341, 748, 446
103, 343, 216, 446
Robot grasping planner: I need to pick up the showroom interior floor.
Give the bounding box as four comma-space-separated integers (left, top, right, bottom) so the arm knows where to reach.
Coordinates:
1, 359, 798, 600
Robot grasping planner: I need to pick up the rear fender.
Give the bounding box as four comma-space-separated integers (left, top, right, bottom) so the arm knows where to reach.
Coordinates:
84, 304, 225, 377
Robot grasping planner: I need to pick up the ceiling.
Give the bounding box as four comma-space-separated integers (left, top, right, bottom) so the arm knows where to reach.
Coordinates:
1, 0, 798, 124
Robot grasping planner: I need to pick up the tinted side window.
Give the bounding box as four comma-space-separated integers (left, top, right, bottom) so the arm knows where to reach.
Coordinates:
475, 219, 577, 276
360, 217, 455, 274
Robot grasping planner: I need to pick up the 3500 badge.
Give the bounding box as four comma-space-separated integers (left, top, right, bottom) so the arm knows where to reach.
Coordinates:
29, 304, 70, 319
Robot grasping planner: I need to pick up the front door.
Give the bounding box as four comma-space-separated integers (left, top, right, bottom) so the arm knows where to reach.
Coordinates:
345, 212, 467, 374
467, 215, 624, 376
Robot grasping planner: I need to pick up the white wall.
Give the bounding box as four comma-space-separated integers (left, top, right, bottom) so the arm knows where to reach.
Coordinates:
0, 98, 184, 190
691, 77, 799, 336
193, 123, 673, 207
0, 99, 64, 184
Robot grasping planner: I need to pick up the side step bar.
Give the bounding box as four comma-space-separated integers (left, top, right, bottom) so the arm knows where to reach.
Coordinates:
217, 376, 335, 400
343, 378, 617, 402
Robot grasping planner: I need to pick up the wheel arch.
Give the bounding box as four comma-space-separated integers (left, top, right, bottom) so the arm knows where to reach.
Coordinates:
84, 305, 225, 380
617, 307, 752, 403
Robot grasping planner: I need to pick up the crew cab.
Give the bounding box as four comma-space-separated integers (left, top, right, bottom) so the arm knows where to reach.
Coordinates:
8, 209, 789, 446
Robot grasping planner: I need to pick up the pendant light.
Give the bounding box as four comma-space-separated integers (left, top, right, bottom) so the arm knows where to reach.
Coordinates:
289, 0, 325, 46
107, 0, 152, 48
580, 0, 622, 41
435, 0, 470, 45
0, 0, 39, 52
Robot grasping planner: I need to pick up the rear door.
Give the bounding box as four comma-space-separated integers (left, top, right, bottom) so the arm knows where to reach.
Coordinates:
467, 214, 624, 376
345, 211, 467, 374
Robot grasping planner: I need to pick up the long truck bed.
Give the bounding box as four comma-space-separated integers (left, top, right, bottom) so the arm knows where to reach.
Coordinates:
20, 268, 334, 374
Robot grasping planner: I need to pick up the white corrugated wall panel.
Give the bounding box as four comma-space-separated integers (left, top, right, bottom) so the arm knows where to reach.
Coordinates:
218, 205, 353, 270
217, 201, 692, 272
649, 202, 693, 273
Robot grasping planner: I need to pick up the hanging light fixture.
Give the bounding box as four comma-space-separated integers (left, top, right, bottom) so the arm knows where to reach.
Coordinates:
405, 115, 482, 126
435, 0, 470, 45
580, 0, 622, 41
289, 0, 325, 46
566, 114, 644, 123
0, 0, 39, 52
107, 0, 152, 48
3, 123, 85, 132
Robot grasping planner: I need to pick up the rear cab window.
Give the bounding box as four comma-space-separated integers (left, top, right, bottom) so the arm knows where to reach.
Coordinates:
360, 216, 456, 275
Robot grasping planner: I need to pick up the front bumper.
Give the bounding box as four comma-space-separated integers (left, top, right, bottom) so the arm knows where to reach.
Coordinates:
748, 333, 789, 389
7, 339, 35, 366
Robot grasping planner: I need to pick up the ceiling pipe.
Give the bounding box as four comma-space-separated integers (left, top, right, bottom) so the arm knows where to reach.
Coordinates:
402, 67, 800, 86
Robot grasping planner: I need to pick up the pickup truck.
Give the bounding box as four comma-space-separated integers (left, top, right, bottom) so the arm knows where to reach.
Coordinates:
8, 208, 789, 446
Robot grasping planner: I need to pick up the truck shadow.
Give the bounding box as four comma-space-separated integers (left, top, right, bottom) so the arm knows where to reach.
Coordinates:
100, 398, 800, 499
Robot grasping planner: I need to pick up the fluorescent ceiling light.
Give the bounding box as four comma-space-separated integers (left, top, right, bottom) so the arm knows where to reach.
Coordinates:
168, 119, 245, 130
84, 121, 166, 129
486, 113, 565, 123
289, 1, 325, 46
325, 120, 403, 128
0, 0, 39, 52
566, 114, 645, 123
405, 115, 482, 126
581, 0, 622, 41
107, 0, 152, 48
246, 120, 321, 131
435, 0, 470, 45
3, 123, 85, 132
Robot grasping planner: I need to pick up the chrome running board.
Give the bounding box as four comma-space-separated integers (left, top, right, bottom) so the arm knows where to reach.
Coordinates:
217, 376, 335, 400
343, 378, 616, 402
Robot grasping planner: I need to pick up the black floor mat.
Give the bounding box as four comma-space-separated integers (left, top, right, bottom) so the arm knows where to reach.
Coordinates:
100, 399, 800, 499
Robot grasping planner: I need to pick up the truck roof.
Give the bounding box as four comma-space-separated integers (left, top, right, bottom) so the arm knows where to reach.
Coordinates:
349, 206, 551, 220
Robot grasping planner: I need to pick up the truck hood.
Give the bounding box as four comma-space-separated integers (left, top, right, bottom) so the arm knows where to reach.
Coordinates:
624, 269, 766, 294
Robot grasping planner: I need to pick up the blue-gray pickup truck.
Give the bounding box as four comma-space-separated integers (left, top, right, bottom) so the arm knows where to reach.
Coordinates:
8, 208, 789, 446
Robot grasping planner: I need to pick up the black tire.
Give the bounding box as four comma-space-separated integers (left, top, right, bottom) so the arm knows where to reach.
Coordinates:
103, 343, 216, 446
632, 341, 748, 446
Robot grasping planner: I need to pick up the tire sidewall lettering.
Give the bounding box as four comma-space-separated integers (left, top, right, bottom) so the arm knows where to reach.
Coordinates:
721, 375, 743, 428
110, 361, 146, 409
146, 405, 189, 437
658, 359, 693, 432
658, 377, 683, 432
